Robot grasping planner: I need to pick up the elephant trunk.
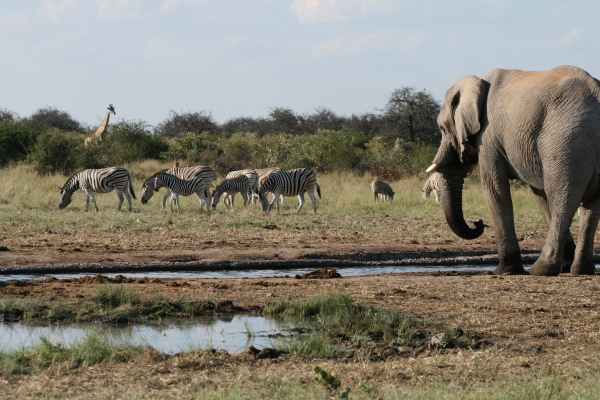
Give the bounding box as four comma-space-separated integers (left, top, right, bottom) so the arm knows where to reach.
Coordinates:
439, 171, 484, 240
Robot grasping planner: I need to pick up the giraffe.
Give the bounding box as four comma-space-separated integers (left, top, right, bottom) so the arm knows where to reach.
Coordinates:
84, 104, 116, 146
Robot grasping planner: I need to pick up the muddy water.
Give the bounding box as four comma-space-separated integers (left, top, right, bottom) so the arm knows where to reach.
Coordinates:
0, 264, 498, 282
0, 315, 301, 354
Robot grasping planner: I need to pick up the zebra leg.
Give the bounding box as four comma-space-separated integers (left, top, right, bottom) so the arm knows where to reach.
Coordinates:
123, 186, 133, 211
268, 193, 281, 213
116, 189, 125, 211
308, 191, 318, 213
195, 193, 206, 212
296, 193, 306, 214
85, 190, 100, 212
169, 193, 176, 213
162, 189, 172, 209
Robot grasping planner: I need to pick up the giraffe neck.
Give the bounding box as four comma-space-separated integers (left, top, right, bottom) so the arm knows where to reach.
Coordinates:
93, 110, 113, 139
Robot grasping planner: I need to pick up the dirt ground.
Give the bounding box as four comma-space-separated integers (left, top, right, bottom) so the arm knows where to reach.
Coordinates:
2, 239, 600, 398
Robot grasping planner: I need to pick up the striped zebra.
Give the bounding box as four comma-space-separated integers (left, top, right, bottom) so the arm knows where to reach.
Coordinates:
141, 166, 216, 207
147, 172, 208, 213
255, 167, 283, 206
371, 178, 395, 201
59, 167, 136, 211
258, 168, 321, 213
421, 172, 442, 203
225, 169, 259, 205
211, 175, 251, 209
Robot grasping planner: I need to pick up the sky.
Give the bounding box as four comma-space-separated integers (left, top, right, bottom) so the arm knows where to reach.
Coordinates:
1, 0, 598, 128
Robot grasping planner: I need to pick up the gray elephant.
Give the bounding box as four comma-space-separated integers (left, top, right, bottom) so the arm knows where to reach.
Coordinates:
427, 66, 600, 276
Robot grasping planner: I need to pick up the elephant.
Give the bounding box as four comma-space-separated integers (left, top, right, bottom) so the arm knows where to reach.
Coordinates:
426, 65, 600, 276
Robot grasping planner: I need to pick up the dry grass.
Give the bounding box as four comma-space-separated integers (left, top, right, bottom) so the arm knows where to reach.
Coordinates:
0, 163, 558, 262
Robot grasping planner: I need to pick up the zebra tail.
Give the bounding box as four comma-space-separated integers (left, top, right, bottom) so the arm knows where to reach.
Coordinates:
316, 183, 322, 199
129, 174, 137, 200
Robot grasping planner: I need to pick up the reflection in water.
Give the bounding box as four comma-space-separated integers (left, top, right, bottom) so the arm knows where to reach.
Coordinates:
0, 315, 302, 355
0, 264, 499, 282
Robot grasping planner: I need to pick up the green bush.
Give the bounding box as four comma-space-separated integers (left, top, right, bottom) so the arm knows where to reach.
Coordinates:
160, 131, 222, 165
0, 119, 43, 167
101, 120, 169, 165
27, 128, 85, 175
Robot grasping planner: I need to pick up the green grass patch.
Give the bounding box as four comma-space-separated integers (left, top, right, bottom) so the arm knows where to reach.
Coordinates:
0, 332, 146, 374
0, 290, 231, 323
264, 293, 443, 358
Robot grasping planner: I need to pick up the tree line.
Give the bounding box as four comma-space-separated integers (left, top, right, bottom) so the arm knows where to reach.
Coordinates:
0, 87, 441, 179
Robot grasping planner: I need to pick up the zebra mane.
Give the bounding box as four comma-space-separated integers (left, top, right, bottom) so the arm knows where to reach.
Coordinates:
61, 172, 81, 192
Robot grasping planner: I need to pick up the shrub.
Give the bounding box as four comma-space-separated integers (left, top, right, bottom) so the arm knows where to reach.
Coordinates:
101, 120, 168, 165
0, 119, 43, 167
27, 128, 85, 175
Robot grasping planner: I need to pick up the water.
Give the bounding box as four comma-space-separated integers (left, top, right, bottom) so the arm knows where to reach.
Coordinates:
0, 264, 497, 282
0, 315, 299, 354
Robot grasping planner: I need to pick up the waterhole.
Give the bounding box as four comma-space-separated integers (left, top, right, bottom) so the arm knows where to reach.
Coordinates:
0, 264, 497, 282
0, 315, 302, 354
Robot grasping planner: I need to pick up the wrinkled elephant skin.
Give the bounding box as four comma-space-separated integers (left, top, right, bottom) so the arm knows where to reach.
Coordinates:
429, 66, 600, 276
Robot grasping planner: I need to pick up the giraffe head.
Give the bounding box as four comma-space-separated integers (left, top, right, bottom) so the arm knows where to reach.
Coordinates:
107, 104, 116, 115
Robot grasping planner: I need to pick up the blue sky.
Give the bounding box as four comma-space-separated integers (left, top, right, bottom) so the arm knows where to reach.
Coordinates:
1, 1, 598, 128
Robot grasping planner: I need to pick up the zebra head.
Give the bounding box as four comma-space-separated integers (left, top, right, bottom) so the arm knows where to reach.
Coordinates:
140, 177, 156, 204
58, 186, 73, 209
258, 189, 269, 212
211, 189, 222, 208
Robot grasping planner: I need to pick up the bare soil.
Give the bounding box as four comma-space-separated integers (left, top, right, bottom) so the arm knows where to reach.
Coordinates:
2, 238, 600, 398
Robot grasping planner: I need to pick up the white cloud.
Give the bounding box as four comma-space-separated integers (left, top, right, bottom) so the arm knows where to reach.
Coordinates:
95, 0, 143, 20
554, 28, 585, 45
0, 11, 30, 31
38, 0, 78, 22
313, 32, 425, 57
291, 0, 399, 23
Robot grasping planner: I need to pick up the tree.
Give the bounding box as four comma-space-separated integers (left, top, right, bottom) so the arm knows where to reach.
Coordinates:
382, 87, 441, 144
0, 108, 16, 122
269, 107, 299, 135
220, 116, 273, 137
302, 107, 347, 134
28, 106, 85, 133
154, 110, 218, 138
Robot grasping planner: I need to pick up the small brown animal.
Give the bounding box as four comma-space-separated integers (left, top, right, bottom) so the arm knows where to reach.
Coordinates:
371, 178, 394, 201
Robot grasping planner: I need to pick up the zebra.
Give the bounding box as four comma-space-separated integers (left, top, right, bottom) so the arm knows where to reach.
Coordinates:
225, 169, 259, 205
211, 175, 251, 209
59, 167, 136, 211
258, 168, 321, 213
255, 167, 283, 206
141, 166, 216, 207
148, 172, 208, 213
421, 172, 442, 203
371, 178, 394, 201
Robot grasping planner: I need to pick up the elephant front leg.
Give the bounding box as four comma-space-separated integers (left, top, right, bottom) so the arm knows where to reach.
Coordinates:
482, 177, 526, 274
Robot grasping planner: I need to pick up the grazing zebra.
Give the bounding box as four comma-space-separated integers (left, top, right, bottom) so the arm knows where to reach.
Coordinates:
211, 175, 251, 209
225, 169, 259, 204
371, 178, 395, 201
59, 167, 136, 211
421, 172, 442, 203
255, 167, 283, 206
141, 166, 216, 207
258, 168, 321, 213
148, 172, 208, 213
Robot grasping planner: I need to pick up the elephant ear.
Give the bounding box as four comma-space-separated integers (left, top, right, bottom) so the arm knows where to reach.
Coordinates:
437, 75, 487, 164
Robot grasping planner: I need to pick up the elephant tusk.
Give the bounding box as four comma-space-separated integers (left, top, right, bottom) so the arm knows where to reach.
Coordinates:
467, 164, 476, 176
426, 164, 439, 173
